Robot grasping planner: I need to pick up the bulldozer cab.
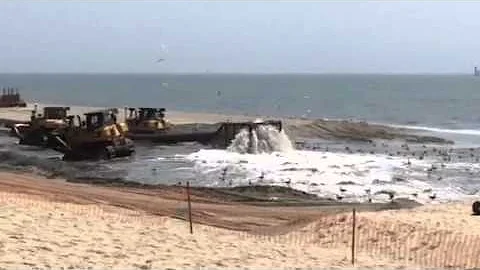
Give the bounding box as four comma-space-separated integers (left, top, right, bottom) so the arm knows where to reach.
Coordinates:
43, 107, 70, 119
82, 108, 118, 131
127, 107, 165, 120
85, 111, 116, 131
31, 106, 70, 121
65, 109, 118, 129
140, 108, 156, 120
62, 109, 124, 143
66, 115, 82, 127
28, 106, 70, 130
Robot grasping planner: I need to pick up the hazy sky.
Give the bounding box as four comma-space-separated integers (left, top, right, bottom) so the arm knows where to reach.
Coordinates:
1, 1, 480, 73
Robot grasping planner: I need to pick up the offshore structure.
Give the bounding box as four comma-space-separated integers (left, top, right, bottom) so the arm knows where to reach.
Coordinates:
475, 67, 480, 76
0, 87, 26, 107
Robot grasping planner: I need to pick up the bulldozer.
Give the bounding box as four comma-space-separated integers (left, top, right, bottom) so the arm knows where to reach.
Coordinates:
11, 106, 70, 147
47, 108, 135, 161
124, 107, 173, 134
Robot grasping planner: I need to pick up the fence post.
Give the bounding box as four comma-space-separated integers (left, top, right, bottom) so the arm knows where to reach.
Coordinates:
352, 208, 356, 265
474, 236, 480, 268
187, 181, 193, 234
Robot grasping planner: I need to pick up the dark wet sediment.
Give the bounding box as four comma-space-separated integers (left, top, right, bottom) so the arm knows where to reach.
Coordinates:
0, 115, 477, 204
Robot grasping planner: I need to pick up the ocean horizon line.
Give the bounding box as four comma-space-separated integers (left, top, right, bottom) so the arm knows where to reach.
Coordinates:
0, 71, 474, 76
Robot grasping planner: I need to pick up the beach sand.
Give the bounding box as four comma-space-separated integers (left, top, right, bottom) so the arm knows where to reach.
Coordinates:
0, 103, 452, 143
0, 171, 478, 269
0, 173, 392, 270
0, 191, 395, 270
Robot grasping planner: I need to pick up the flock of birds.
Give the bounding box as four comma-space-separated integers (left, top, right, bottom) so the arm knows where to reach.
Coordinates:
212, 139, 479, 203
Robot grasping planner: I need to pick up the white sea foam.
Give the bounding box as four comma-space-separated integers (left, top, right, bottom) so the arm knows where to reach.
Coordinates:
185, 148, 477, 203
390, 124, 480, 136
183, 122, 479, 204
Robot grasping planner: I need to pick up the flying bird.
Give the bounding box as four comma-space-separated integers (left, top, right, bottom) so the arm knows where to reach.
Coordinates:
156, 58, 165, 62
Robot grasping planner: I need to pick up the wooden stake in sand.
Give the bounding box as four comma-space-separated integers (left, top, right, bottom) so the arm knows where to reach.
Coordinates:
352, 208, 356, 265
187, 181, 193, 234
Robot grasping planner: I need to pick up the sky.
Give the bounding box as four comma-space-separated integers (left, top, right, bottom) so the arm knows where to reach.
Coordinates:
1, 1, 480, 74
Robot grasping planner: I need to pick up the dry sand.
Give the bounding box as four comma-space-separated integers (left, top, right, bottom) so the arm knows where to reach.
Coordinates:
0, 191, 397, 270
0, 171, 478, 269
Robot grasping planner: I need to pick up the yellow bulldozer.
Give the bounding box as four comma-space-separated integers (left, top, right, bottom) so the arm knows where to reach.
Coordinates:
11, 106, 70, 147
47, 108, 135, 161
124, 107, 173, 134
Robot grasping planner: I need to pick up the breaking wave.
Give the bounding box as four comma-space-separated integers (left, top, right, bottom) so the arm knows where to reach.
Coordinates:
391, 124, 480, 136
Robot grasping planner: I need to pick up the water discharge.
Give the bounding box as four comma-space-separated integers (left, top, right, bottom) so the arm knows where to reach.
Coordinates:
227, 124, 294, 154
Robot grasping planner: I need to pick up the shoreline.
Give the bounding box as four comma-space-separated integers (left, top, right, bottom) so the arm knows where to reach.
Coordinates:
0, 102, 454, 144
0, 103, 479, 268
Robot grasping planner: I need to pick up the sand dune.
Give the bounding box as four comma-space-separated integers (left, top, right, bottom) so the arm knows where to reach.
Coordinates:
0, 191, 402, 269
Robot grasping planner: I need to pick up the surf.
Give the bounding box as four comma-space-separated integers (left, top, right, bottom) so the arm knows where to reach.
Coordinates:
391, 124, 480, 136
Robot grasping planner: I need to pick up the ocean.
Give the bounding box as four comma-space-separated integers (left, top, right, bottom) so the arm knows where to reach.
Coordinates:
1, 73, 480, 204
2, 73, 480, 130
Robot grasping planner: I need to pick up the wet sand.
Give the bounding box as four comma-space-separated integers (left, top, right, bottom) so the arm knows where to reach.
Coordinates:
0, 102, 473, 203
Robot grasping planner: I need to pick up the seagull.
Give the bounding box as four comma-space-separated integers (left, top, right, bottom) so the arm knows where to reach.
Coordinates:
156, 58, 165, 62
